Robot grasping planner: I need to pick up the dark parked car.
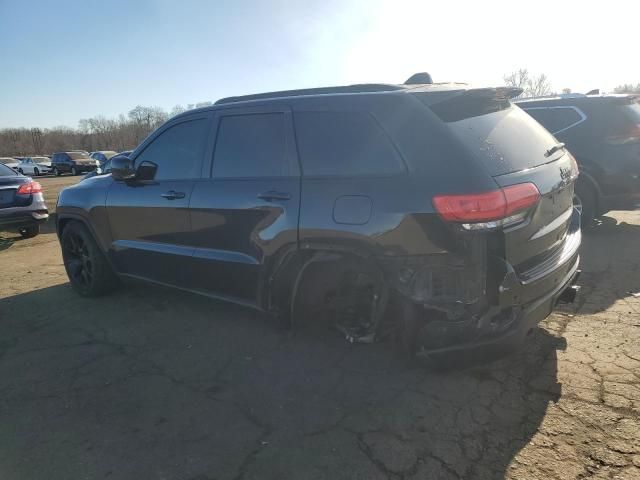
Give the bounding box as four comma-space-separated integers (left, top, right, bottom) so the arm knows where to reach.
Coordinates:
517, 94, 640, 223
0, 163, 48, 238
51, 151, 100, 176
90, 150, 118, 166
82, 151, 132, 180
56, 81, 581, 357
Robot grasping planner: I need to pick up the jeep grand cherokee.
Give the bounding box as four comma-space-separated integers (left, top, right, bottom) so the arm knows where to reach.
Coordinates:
55, 81, 581, 357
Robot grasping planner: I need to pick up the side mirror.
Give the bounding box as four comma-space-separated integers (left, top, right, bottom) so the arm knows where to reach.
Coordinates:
135, 161, 158, 181
110, 155, 135, 180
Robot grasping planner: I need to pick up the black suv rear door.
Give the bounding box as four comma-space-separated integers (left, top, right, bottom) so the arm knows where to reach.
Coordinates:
186, 105, 301, 306
105, 113, 212, 286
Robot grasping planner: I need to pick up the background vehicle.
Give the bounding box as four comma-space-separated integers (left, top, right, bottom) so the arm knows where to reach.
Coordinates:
90, 151, 118, 166
16, 157, 52, 176
0, 157, 20, 170
517, 94, 640, 223
0, 163, 48, 238
51, 151, 99, 176
56, 81, 580, 356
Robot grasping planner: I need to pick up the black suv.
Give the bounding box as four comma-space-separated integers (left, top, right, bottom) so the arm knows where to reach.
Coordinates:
517, 94, 640, 223
51, 151, 99, 176
56, 82, 580, 357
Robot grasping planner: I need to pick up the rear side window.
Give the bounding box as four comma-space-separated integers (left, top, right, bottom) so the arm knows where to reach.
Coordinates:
212, 113, 288, 178
294, 111, 403, 176
135, 118, 208, 180
522, 107, 584, 134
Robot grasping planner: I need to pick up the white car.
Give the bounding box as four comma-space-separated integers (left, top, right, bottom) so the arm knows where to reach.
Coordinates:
16, 157, 52, 176
0, 157, 20, 170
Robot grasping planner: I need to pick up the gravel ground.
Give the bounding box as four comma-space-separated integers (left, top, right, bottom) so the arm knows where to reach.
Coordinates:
0, 176, 639, 480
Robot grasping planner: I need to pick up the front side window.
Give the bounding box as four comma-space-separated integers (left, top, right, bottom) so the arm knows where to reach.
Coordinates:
135, 118, 208, 180
212, 113, 288, 178
294, 111, 403, 176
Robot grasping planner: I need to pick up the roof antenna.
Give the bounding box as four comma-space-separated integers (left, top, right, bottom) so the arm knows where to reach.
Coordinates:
404, 72, 433, 85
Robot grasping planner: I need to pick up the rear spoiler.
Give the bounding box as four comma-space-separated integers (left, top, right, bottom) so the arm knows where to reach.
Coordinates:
417, 87, 524, 122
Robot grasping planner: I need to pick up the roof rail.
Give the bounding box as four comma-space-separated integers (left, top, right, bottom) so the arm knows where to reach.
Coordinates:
215, 84, 404, 105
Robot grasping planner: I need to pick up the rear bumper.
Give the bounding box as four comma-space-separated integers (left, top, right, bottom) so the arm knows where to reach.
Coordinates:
416, 256, 580, 358
0, 210, 49, 229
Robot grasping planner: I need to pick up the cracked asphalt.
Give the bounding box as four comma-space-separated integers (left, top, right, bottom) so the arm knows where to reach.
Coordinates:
0, 176, 639, 480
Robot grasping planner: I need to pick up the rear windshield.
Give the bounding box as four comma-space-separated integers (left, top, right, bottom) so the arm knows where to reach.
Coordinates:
32, 157, 49, 161
103, 151, 118, 159
0, 163, 17, 176
434, 102, 559, 176
67, 152, 90, 159
0, 158, 16, 164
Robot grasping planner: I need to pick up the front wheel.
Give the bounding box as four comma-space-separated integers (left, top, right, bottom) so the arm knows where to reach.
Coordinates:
71, 166, 78, 176
34, 167, 40, 176
53, 167, 60, 176
61, 222, 119, 296
17, 168, 23, 174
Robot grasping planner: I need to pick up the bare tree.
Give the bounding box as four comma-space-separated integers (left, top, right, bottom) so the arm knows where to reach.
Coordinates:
30, 128, 44, 154
503, 69, 530, 91
170, 104, 187, 117
504, 69, 553, 98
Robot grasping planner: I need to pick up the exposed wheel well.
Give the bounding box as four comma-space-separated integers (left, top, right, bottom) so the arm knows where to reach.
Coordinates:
270, 249, 389, 342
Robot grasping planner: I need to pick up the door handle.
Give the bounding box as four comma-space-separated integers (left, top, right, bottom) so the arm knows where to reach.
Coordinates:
257, 191, 291, 201
161, 190, 185, 200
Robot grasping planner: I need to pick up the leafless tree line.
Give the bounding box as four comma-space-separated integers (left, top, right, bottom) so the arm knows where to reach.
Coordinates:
505, 68, 639, 98
0, 102, 211, 157
503, 69, 554, 98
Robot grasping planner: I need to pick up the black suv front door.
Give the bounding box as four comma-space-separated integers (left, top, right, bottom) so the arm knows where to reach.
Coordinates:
105, 113, 212, 286
186, 106, 301, 306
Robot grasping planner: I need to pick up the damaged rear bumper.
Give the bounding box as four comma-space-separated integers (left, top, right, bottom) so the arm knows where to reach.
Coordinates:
414, 256, 580, 358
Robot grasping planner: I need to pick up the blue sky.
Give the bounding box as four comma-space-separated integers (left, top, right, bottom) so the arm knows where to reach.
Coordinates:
1, 0, 638, 129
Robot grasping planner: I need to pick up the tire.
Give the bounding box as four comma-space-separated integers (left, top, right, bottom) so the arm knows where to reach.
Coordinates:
71, 166, 78, 176
53, 167, 60, 176
17, 168, 23, 174
18, 225, 39, 238
574, 180, 597, 227
34, 167, 39, 176
61, 221, 119, 296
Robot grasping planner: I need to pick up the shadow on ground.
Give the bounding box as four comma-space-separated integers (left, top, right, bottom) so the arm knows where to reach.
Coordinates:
0, 280, 565, 480
0, 214, 57, 251
569, 215, 640, 315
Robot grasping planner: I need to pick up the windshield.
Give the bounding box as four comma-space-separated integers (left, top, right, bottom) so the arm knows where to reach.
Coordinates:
103, 151, 118, 160
67, 152, 90, 160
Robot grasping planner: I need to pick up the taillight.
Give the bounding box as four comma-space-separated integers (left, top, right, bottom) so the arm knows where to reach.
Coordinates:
16, 181, 42, 195
433, 182, 540, 229
607, 124, 640, 145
